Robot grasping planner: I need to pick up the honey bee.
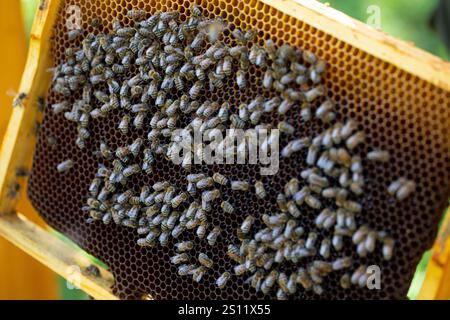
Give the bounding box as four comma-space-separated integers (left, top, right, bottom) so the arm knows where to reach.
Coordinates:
117, 190, 133, 205
207, 226, 221, 246
282, 178, 298, 197
163, 186, 176, 205
231, 28, 245, 42
172, 224, 186, 239
194, 207, 207, 224
280, 72, 296, 85
238, 215, 255, 235
185, 202, 199, 220
216, 271, 231, 289
233, 263, 247, 276
198, 253, 213, 268
186, 182, 197, 196
315, 208, 335, 229
315, 100, 335, 123
279, 220, 296, 239
170, 253, 190, 265
127, 9, 146, 21
68, 29, 82, 41
352, 225, 369, 245
196, 177, 214, 189
310, 60, 326, 83
216, 102, 229, 122
250, 110, 263, 125
188, 81, 202, 99
262, 70, 274, 88
171, 192, 189, 208
261, 270, 278, 294
286, 201, 300, 218
281, 138, 310, 158
211, 172, 228, 186
236, 70, 246, 89
277, 99, 294, 115
319, 238, 331, 259
152, 181, 170, 192
87, 177, 101, 197
165, 211, 180, 231
57, 159, 74, 173
137, 237, 154, 247
303, 85, 325, 102
305, 194, 321, 210
191, 266, 207, 283
382, 237, 394, 261
196, 223, 208, 239
367, 149, 389, 162
133, 112, 147, 129
296, 268, 313, 290
230, 114, 245, 129
274, 193, 287, 213
202, 189, 220, 203
51, 101, 70, 114
344, 131, 365, 150
221, 200, 234, 214
159, 231, 170, 246
227, 244, 243, 263
277, 272, 289, 294
254, 181, 266, 199
115, 145, 130, 160
312, 260, 333, 275
332, 257, 352, 271
188, 3, 202, 16
350, 265, 368, 287
362, 230, 377, 253
231, 180, 250, 191
306, 145, 319, 166
12, 92, 27, 109
178, 264, 196, 276
123, 164, 140, 177
396, 179, 416, 201
305, 232, 318, 250
277, 121, 295, 135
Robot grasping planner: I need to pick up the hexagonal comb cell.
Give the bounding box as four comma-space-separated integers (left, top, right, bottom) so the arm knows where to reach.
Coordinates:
28, 0, 449, 299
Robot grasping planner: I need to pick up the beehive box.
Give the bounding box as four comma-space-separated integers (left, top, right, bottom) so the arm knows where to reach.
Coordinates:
0, 0, 449, 300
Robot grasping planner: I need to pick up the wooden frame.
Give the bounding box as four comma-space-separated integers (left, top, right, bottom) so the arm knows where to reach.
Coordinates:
418, 210, 450, 300
0, 0, 449, 299
0, 213, 116, 300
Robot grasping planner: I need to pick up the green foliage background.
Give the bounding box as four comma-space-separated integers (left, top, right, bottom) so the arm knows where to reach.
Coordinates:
319, 0, 449, 60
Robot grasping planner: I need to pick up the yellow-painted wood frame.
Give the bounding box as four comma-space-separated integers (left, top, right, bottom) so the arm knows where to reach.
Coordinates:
0, 0, 58, 300
0, 213, 116, 300
418, 211, 450, 300
0, 0, 449, 300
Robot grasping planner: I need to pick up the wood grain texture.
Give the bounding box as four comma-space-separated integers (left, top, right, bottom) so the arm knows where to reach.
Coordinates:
262, 0, 450, 91
418, 211, 450, 300
0, 0, 57, 215
0, 0, 58, 300
0, 213, 117, 300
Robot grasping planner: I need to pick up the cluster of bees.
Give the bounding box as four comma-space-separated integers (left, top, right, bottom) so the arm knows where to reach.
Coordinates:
218, 122, 408, 298
49, 6, 416, 299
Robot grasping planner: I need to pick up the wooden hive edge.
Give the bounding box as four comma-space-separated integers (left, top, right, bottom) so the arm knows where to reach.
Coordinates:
0, 0, 60, 215
0, 212, 117, 300
262, 0, 450, 92
418, 210, 450, 300
0, 0, 448, 300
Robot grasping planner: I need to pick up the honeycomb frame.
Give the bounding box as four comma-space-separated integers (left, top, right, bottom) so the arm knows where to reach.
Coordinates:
0, 0, 448, 300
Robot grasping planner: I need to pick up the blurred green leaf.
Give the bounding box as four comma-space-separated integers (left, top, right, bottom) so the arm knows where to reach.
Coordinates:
320, 0, 449, 60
